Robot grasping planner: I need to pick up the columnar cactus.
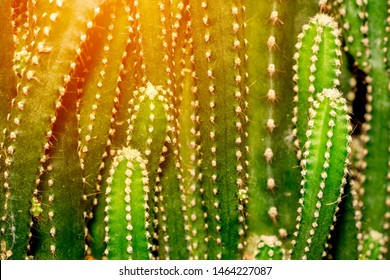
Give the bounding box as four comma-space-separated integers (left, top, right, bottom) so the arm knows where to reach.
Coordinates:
0, 0, 100, 260
332, 0, 390, 259
291, 88, 351, 260
0, 0, 389, 260
190, 0, 248, 260
104, 148, 151, 260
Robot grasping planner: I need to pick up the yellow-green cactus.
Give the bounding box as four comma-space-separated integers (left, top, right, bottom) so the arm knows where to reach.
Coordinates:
0, 0, 388, 260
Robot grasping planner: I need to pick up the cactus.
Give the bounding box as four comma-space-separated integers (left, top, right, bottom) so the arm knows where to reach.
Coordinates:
0, 0, 100, 259
333, 0, 390, 259
255, 235, 284, 260
32, 70, 85, 260
291, 88, 351, 260
104, 148, 151, 260
0, 0, 389, 260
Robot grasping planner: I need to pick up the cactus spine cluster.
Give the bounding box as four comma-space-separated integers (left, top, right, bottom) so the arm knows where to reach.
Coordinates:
0, 0, 388, 260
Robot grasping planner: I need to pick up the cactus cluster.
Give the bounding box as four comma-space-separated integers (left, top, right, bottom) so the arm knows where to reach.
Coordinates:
0, 0, 388, 260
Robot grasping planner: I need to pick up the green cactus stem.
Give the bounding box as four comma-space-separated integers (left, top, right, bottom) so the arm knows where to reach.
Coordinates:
77, 0, 131, 220
0, 0, 17, 144
245, 1, 320, 259
33, 74, 85, 260
0, 2, 17, 251
291, 88, 351, 260
292, 13, 342, 156
129, 0, 185, 260
0, 0, 99, 260
88, 1, 145, 259
329, 181, 360, 259
190, 0, 248, 260
357, 0, 390, 259
89, 82, 171, 259
126, 83, 169, 189
337, 0, 390, 259
104, 148, 151, 260
336, 0, 368, 69
126, 82, 172, 258
172, 3, 207, 259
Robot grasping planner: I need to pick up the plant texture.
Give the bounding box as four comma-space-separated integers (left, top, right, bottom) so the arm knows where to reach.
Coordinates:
0, 0, 388, 260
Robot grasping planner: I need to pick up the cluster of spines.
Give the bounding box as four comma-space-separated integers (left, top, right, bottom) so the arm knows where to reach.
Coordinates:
0, 0, 99, 259
1, 0, 17, 143
11, 0, 35, 81
104, 148, 151, 260
291, 88, 351, 260
359, 229, 386, 260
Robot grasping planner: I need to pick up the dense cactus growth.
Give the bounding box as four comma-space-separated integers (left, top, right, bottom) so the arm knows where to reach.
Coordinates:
332, 0, 390, 259
0, 0, 389, 260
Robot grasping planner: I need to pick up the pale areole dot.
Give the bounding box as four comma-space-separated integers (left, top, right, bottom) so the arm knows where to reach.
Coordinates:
321, 88, 342, 100
267, 36, 277, 50
264, 148, 273, 163
311, 13, 338, 29
267, 178, 276, 191
268, 207, 278, 223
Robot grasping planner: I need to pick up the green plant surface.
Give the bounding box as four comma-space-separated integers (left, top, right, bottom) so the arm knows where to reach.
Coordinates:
190, 0, 248, 260
33, 72, 85, 260
104, 148, 151, 260
0, 0, 100, 260
0, 0, 389, 260
335, 0, 390, 259
245, 0, 321, 259
290, 88, 351, 260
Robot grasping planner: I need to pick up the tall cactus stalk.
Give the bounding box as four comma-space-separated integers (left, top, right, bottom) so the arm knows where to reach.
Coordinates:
292, 14, 342, 152
245, 0, 320, 258
33, 72, 85, 260
335, 0, 390, 259
77, 0, 131, 220
173, 1, 207, 260
290, 88, 351, 259
0, 0, 388, 260
0, 1, 16, 144
190, 0, 248, 260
